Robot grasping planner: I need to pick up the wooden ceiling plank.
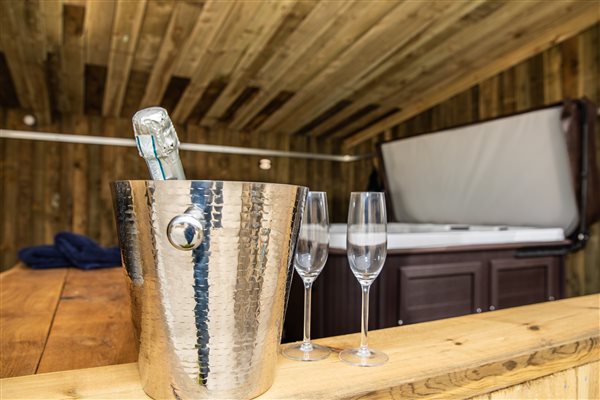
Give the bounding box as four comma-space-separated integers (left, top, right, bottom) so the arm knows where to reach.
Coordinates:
327, 0, 562, 140
342, 0, 497, 102
0, 3, 31, 110
132, 1, 176, 74
282, 1, 506, 136
42, 0, 63, 53
308, 101, 365, 138
373, 0, 592, 113
84, 0, 115, 66
171, 1, 272, 124
139, 1, 204, 108
307, 1, 489, 138
228, 0, 356, 130
102, 0, 148, 117
0, 0, 51, 124
371, 1, 574, 109
258, 1, 464, 135
170, 0, 245, 123
343, 2, 600, 149
58, 4, 85, 115
199, 0, 305, 125
230, 0, 397, 131
327, 106, 397, 141
171, 0, 236, 80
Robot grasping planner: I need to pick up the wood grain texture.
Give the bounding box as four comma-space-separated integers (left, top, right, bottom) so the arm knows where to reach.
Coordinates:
41, 0, 62, 53
344, 4, 599, 148
281, 0, 489, 137
130, 0, 175, 75
84, 0, 115, 67
470, 361, 599, 399
0, 109, 340, 270
57, 4, 85, 115
102, 0, 147, 117
36, 267, 136, 373
198, 0, 297, 125
0, 0, 51, 124
0, 264, 67, 378
1, 295, 598, 399
171, 0, 260, 123
139, 1, 203, 108
1, 264, 136, 379
1, 1, 596, 137
231, 0, 397, 131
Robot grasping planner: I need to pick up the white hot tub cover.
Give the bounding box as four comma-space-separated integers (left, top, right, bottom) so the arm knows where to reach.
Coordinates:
380, 106, 580, 235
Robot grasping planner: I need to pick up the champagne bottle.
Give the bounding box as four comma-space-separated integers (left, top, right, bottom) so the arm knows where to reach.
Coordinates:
132, 107, 186, 180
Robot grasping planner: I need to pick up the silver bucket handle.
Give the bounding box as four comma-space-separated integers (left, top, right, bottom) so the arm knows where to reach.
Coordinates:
167, 205, 204, 250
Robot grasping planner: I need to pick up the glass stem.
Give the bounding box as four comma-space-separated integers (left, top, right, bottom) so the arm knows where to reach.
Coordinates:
302, 281, 313, 350
360, 284, 370, 354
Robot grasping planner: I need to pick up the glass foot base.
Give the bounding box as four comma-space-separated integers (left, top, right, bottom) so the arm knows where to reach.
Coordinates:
339, 347, 388, 367
282, 342, 331, 361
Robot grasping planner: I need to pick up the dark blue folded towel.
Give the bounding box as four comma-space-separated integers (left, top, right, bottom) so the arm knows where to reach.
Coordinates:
18, 245, 70, 269
18, 232, 121, 270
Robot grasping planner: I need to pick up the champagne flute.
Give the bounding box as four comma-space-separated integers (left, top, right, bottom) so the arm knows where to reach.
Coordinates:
340, 192, 388, 367
282, 192, 331, 361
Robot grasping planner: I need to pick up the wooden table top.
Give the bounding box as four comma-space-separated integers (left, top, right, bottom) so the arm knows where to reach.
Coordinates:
1, 264, 598, 400
0, 263, 137, 378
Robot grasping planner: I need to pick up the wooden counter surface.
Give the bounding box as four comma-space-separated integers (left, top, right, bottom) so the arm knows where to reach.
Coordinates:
2, 294, 598, 399
0, 264, 137, 378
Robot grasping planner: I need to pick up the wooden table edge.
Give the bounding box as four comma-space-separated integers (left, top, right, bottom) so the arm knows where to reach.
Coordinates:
1, 294, 598, 399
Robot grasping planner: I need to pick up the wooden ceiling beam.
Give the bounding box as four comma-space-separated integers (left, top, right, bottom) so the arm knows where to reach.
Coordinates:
171, 1, 229, 79
257, 0, 466, 135
102, 0, 147, 117
171, 1, 269, 124
343, 2, 600, 149
131, 1, 176, 75
331, 1, 542, 131
42, 0, 63, 53
57, 4, 85, 115
227, 0, 354, 130
369, 1, 577, 111
229, 0, 397, 131
0, 5, 31, 110
168, 1, 240, 123
308, 101, 369, 139
84, 0, 115, 67
327, 106, 397, 141
139, 1, 204, 109
307, 0, 491, 138
316, 0, 573, 141
0, 0, 51, 125
199, 0, 301, 125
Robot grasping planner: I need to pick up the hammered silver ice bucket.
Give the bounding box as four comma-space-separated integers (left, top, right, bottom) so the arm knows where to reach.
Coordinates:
111, 180, 307, 400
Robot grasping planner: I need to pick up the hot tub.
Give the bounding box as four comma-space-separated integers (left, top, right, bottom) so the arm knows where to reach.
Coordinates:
283, 99, 598, 342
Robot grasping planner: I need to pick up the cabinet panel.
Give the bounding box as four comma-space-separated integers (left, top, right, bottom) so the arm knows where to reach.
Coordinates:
283, 251, 564, 342
399, 262, 484, 325
490, 257, 557, 310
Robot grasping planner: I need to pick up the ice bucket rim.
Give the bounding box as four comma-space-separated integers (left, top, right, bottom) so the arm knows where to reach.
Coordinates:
112, 179, 308, 191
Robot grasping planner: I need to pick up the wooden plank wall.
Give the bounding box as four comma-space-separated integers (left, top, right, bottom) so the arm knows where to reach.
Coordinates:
0, 109, 347, 270
359, 24, 600, 297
